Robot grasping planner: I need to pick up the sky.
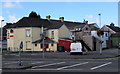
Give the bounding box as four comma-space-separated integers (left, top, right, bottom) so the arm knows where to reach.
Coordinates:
0, 0, 119, 28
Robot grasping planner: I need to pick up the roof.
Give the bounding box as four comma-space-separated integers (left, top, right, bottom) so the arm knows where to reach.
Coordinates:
111, 33, 120, 37
11, 17, 52, 28
106, 25, 120, 32
32, 37, 58, 44
5, 17, 99, 30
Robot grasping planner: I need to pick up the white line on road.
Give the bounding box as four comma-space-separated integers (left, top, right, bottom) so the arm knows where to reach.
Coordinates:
31, 62, 43, 64
90, 62, 112, 70
32, 62, 65, 69
57, 62, 88, 70
4, 62, 18, 65
27, 69, 82, 71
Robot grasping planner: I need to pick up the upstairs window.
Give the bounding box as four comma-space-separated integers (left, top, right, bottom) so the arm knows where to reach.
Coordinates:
26, 29, 31, 37
51, 31, 54, 39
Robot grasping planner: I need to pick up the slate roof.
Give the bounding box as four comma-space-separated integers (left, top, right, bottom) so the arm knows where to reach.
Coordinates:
32, 37, 58, 44
5, 17, 99, 30
11, 17, 52, 28
111, 33, 120, 37
106, 25, 120, 32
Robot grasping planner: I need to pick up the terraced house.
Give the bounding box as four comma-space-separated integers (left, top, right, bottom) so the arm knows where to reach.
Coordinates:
6, 12, 100, 52
6, 12, 70, 52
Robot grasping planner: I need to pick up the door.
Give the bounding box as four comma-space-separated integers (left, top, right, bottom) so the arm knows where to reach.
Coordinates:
26, 41, 31, 50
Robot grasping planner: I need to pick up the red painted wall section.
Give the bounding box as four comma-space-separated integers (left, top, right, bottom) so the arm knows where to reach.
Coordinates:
58, 39, 73, 52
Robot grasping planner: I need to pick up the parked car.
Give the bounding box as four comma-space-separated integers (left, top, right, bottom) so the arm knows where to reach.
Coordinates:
70, 42, 83, 55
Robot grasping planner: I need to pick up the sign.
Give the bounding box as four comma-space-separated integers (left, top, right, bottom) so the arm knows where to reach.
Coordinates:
10, 29, 14, 37
20, 41, 23, 49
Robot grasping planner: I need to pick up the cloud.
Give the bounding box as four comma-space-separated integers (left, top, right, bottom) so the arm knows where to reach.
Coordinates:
9, 15, 20, 23
86, 15, 105, 27
0, 16, 4, 21
86, 15, 100, 23
3, 2, 22, 8
0, 16, 6, 27
3, 2, 14, 8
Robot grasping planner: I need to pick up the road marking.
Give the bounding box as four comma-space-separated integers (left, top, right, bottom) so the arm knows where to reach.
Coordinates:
32, 62, 65, 69
4, 62, 18, 64
27, 69, 82, 71
57, 62, 88, 70
31, 62, 43, 64
90, 62, 112, 70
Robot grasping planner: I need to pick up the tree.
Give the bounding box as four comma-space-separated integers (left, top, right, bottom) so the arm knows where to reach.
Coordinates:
29, 11, 41, 18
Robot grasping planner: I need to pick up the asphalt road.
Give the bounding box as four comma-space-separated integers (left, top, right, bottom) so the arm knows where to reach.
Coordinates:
2, 50, 119, 73
2, 58, 119, 72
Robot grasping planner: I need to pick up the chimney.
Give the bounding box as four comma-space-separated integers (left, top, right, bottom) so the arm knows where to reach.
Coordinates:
110, 22, 114, 27
83, 19, 88, 24
59, 17, 64, 22
46, 15, 51, 20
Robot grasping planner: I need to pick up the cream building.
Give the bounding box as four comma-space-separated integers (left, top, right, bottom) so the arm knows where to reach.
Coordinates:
7, 16, 70, 52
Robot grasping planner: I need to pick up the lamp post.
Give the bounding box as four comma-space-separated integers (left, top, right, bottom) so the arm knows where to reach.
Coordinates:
1, 20, 4, 54
41, 26, 45, 59
98, 13, 102, 55
98, 13, 101, 28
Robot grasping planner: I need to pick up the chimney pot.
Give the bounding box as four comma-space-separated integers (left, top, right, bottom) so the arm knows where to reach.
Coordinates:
59, 17, 64, 22
46, 15, 51, 20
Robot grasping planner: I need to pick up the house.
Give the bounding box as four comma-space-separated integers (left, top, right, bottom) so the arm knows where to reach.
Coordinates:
6, 12, 70, 52
6, 11, 101, 52
101, 23, 120, 48
72, 22, 100, 51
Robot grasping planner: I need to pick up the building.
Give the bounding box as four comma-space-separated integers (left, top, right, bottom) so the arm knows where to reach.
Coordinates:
6, 12, 101, 52
6, 12, 70, 52
101, 23, 120, 48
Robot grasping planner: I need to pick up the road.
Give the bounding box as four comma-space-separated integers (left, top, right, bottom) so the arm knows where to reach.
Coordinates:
2, 58, 119, 72
2, 50, 119, 73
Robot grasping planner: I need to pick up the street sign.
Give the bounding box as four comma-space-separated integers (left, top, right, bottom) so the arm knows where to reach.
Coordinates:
20, 41, 23, 49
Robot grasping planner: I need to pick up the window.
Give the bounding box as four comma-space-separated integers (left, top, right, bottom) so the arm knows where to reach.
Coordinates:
51, 44, 54, 46
26, 29, 30, 37
86, 28, 88, 30
7, 32, 10, 39
41, 44, 43, 48
35, 44, 37, 46
51, 31, 54, 39
105, 33, 108, 37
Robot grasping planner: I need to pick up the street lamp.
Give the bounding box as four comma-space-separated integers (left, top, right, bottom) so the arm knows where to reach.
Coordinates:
98, 13, 101, 28
41, 26, 45, 59
98, 13, 102, 55
1, 20, 4, 54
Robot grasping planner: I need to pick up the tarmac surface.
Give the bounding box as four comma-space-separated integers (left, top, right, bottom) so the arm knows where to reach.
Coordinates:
1, 48, 120, 72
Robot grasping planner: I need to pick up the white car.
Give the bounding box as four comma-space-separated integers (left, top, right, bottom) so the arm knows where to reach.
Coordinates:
70, 42, 83, 55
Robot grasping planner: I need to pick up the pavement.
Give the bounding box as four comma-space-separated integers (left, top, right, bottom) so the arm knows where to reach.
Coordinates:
2, 48, 120, 69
